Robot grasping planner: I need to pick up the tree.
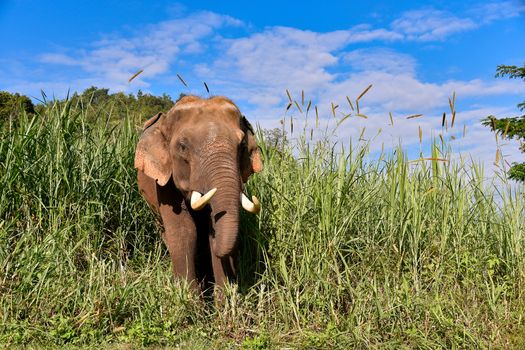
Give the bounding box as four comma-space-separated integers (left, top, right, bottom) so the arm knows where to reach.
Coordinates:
482, 63, 525, 181
0, 91, 35, 123
80, 86, 111, 106
263, 127, 288, 150
1, 86, 181, 128
67, 87, 175, 121
135, 90, 175, 118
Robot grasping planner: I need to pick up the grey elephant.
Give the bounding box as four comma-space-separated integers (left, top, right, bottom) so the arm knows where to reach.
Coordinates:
134, 95, 263, 291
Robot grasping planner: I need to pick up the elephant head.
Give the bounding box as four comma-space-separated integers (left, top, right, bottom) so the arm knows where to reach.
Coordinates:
134, 96, 263, 258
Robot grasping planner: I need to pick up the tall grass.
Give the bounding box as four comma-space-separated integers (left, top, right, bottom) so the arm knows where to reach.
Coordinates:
1, 98, 524, 348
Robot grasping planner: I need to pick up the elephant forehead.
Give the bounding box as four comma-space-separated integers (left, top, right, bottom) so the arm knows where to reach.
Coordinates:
168, 96, 244, 138
176, 95, 236, 107
174, 97, 238, 114
175, 108, 242, 133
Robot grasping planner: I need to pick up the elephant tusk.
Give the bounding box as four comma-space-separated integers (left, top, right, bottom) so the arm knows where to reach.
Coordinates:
190, 188, 217, 210
241, 193, 261, 214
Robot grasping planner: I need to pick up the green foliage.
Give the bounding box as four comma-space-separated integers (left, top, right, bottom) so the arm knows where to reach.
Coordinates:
496, 63, 525, 81
242, 334, 271, 349
482, 63, 525, 181
66, 86, 175, 121
0, 90, 35, 123
508, 162, 525, 181
1, 95, 525, 348
483, 115, 525, 141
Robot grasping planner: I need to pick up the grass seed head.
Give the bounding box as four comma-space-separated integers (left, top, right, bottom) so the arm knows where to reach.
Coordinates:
176, 73, 188, 87
356, 84, 373, 101
346, 96, 354, 111
294, 100, 303, 114
128, 69, 144, 83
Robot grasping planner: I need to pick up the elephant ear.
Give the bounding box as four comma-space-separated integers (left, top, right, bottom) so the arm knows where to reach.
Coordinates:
134, 112, 172, 186
240, 115, 263, 183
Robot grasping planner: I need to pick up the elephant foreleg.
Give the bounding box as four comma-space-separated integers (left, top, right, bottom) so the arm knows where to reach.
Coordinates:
159, 204, 198, 290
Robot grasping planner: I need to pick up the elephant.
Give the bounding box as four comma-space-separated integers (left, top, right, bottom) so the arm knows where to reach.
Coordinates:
134, 95, 263, 292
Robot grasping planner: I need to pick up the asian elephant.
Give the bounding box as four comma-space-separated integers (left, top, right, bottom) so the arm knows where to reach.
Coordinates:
134, 95, 263, 292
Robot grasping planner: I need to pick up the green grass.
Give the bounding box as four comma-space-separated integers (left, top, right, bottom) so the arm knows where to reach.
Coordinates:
1, 98, 525, 348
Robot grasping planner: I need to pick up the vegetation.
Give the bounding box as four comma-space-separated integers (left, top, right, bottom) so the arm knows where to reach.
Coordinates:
0, 91, 35, 123
483, 63, 525, 181
1, 91, 524, 348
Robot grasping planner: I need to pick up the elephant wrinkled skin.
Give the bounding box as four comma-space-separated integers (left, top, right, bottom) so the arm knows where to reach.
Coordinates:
134, 95, 262, 291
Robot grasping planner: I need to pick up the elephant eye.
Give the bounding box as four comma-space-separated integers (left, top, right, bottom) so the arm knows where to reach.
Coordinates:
178, 138, 189, 153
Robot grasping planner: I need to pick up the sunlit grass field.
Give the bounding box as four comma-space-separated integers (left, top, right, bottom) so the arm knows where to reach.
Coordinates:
1, 96, 524, 348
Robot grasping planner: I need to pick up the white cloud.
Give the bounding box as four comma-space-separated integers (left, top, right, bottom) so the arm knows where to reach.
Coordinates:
195, 26, 407, 110
391, 9, 477, 41
40, 53, 78, 66
37, 11, 242, 92
196, 26, 346, 109
470, 1, 525, 24
443, 79, 525, 97
315, 71, 525, 118
13, 4, 522, 99
216, 27, 347, 87
346, 24, 403, 43
195, 8, 525, 119
344, 48, 417, 75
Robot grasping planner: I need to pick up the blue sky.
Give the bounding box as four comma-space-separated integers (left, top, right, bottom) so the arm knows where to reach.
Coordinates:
1, 0, 525, 175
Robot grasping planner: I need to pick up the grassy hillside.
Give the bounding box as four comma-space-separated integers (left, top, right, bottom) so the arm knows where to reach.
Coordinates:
1, 97, 524, 348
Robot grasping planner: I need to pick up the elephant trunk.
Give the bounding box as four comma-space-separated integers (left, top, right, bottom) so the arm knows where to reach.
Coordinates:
202, 151, 241, 258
